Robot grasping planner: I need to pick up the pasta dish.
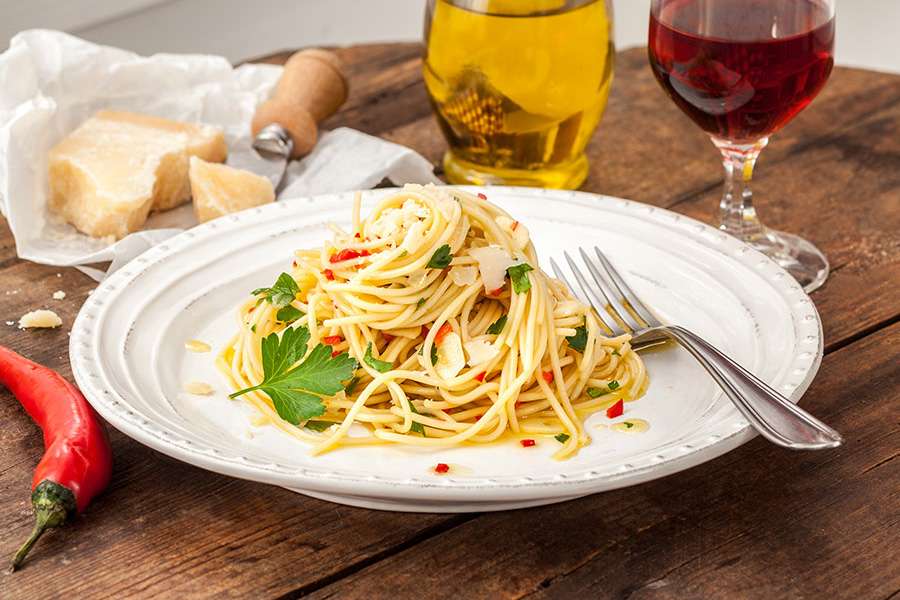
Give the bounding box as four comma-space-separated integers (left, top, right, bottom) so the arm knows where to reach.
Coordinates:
218, 184, 647, 459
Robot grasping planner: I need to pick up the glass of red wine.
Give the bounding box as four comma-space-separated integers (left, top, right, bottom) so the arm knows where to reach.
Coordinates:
648, 0, 835, 291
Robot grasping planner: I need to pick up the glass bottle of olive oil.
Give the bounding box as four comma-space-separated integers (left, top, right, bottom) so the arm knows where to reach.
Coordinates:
423, 0, 615, 189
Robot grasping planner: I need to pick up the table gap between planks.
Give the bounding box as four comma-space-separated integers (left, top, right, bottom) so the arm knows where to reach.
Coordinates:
0, 44, 897, 600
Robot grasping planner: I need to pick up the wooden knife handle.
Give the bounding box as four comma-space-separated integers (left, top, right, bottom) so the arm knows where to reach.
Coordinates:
251, 49, 349, 159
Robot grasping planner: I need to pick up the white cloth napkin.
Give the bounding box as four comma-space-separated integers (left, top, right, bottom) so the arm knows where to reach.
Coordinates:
0, 30, 439, 280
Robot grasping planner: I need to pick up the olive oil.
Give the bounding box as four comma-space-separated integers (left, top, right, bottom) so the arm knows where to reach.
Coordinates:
423, 0, 614, 188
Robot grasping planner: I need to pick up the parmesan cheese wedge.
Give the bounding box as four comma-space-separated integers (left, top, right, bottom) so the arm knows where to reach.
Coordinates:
189, 157, 275, 223
48, 110, 227, 239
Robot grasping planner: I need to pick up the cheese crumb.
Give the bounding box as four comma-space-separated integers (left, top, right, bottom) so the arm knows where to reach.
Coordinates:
52, 290, 66, 300
183, 381, 214, 395
184, 339, 212, 353
5, 321, 14, 326
18, 310, 63, 329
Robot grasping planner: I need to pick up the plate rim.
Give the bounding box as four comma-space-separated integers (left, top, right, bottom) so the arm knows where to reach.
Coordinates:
70, 186, 823, 504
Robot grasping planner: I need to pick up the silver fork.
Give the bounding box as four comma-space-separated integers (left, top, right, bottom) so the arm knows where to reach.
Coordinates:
551, 247, 843, 450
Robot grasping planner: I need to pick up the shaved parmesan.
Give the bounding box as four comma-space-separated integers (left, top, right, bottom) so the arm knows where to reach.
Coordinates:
469, 245, 517, 294
449, 265, 478, 287
464, 339, 499, 366
435, 332, 465, 379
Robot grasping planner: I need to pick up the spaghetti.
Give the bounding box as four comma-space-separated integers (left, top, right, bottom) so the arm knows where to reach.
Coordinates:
218, 185, 647, 459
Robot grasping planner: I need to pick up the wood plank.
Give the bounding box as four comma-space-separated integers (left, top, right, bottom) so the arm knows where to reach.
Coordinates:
304, 322, 900, 600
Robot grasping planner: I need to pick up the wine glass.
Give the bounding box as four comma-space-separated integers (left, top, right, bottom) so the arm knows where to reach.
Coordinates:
648, 0, 835, 292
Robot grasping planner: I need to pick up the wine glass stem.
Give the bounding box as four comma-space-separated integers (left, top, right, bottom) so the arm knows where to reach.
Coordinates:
714, 138, 769, 242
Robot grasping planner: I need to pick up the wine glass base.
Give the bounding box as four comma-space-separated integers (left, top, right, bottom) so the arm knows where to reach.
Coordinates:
442, 151, 588, 190
743, 228, 830, 293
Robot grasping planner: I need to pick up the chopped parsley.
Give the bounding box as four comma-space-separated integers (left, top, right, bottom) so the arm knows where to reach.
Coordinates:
418, 342, 439, 365
566, 322, 587, 353
506, 263, 534, 294
252, 272, 299, 308
364, 342, 393, 373
623, 421, 635, 429
587, 380, 621, 398
427, 245, 453, 269
409, 402, 426, 436
305, 420, 333, 432
345, 376, 360, 395
276, 305, 304, 323
486, 315, 507, 335
611, 349, 621, 357
416, 297, 427, 309
555, 433, 570, 443
250, 324, 257, 333
230, 326, 358, 424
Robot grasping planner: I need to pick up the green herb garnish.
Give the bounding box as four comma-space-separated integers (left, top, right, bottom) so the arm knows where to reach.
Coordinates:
427, 245, 453, 269
555, 433, 570, 443
252, 272, 299, 308
587, 380, 620, 398
250, 324, 257, 333
623, 421, 634, 429
276, 305, 304, 323
409, 402, 426, 436
418, 342, 439, 365
566, 323, 587, 353
487, 315, 507, 335
611, 349, 621, 357
345, 376, 360, 395
230, 326, 358, 425
416, 297, 427, 309
364, 342, 393, 373
506, 263, 533, 294
305, 420, 333, 432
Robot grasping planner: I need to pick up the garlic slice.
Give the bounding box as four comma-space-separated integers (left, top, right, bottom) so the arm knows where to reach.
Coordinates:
435, 332, 465, 379
469, 245, 517, 294
449, 265, 478, 287
464, 339, 499, 366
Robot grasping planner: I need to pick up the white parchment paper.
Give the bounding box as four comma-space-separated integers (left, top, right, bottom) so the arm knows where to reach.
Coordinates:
0, 30, 439, 280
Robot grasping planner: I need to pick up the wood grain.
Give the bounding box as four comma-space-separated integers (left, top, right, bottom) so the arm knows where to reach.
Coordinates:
0, 43, 897, 599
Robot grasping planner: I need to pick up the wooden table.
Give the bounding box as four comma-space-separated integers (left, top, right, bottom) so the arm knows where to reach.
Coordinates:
1, 43, 898, 599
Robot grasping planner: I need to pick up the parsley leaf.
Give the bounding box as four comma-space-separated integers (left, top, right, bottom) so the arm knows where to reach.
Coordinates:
252, 273, 299, 308
566, 323, 587, 353
418, 342, 439, 365
250, 324, 257, 333
427, 245, 453, 269
487, 315, 507, 335
623, 421, 634, 429
611, 349, 621, 357
276, 305, 304, 323
364, 342, 393, 373
409, 402, 426, 436
345, 376, 360, 395
506, 263, 534, 294
416, 297, 426, 309
230, 326, 359, 424
555, 433, 570, 443
305, 420, 333, 432
587, 380, 620, 398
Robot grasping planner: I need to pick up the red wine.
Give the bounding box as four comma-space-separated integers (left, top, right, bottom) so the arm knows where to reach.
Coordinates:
648, 0, 834, 142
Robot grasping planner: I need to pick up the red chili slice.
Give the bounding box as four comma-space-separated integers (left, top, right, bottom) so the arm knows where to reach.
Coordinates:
434, 463, 450, 474
474, 372, 486, 382
488, 287, 504, 297
520, 439, 536, 447
477, 193, 487, 200
323, 269, 335, 281
434, 323, 453, 345
606, 399, 624, 419
382, 333, 395, 342
330, 248, 362, 263
323, 335, 343, 345
542, 371, 554, 383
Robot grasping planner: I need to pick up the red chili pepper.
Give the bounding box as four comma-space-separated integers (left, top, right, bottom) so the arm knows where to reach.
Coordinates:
323, 269, 335, 281
477, 193, 487, 200
331, 350, 342, 358
606, 399, 624, 419
0, 346, 113, 571
323, 335, 343, 345
359, 249, 371, 257
520, 439, 536, 447
354, 232, 361, 238
434, 323, 453, 345
421, 325, 430, 337
330, 248, 362, 263
382, 333, 395, 342
474, 372, 486, 382
488, 287, 504, 297
511, 221, 519, 231
542, 371, 554, 384
434, 463, 450, 474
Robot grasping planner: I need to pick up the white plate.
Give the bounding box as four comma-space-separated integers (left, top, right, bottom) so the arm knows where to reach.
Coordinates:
70, 187, 822, 512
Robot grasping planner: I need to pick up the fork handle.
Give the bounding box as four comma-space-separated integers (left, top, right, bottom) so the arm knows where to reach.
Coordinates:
662, 326, 842, 450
